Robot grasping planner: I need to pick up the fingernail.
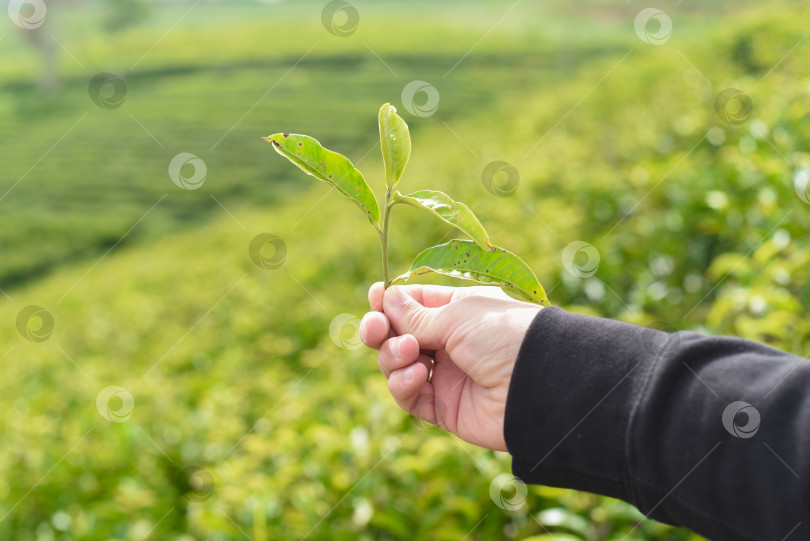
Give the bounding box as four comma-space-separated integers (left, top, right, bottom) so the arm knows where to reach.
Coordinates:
389, 336, 401, 359
359, 322, 367, 345
403, 365, 414, 383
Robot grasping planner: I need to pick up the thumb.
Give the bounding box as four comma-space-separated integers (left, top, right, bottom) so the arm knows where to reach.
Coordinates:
383, 286, 454, 350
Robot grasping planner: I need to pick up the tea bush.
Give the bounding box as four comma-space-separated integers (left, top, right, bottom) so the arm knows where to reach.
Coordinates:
1, 1, 807, 539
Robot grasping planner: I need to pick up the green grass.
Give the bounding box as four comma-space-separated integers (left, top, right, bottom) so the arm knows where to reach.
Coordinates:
2, 0, 809, 538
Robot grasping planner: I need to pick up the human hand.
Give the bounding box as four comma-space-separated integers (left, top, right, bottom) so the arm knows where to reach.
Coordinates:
359, 282, 542, 451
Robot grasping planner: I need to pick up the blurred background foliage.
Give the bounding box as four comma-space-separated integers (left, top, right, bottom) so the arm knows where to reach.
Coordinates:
0, 0, 808, 539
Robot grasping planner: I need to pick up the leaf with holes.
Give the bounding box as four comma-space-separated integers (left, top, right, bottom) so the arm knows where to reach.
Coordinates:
393, 190, 493, 251
264, 133, 380, 226
263, 104, 549, 301
392, 239, 548, 304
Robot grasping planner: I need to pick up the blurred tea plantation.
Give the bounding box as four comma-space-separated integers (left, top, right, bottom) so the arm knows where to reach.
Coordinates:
1, 0, 809, 539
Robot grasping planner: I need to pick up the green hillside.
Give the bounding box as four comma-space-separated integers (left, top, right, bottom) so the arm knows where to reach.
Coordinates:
1, 0, 809, 539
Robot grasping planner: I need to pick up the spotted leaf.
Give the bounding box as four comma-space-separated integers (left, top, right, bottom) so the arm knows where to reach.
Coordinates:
264, 133, 380, 226
394, 190, 493, 250
392, 240, 548, 305
379, 103, 411, 189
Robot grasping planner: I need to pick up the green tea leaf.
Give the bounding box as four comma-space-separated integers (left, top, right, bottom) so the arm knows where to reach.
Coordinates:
394, 190, 493, 250
378, 103, 411, 189
393, 239, 548, 305
264, 133, 380, 226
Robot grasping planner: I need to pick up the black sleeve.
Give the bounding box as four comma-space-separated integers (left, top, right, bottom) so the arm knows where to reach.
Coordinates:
504, 306, 810, 541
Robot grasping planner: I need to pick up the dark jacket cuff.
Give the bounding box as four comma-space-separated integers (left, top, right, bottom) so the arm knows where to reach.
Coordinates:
503, 306, 665, 502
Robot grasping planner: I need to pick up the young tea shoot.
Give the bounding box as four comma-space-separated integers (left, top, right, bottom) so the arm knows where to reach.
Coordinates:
263, 103, 549, 305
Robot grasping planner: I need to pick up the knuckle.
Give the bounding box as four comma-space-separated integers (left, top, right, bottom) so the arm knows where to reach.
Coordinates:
404, 302, 429, 332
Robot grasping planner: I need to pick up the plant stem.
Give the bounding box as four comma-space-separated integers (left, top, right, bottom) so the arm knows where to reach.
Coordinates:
381, 188, 393, 288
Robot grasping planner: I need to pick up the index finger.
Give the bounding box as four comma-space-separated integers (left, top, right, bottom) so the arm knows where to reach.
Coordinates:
359, 310, 391, 350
